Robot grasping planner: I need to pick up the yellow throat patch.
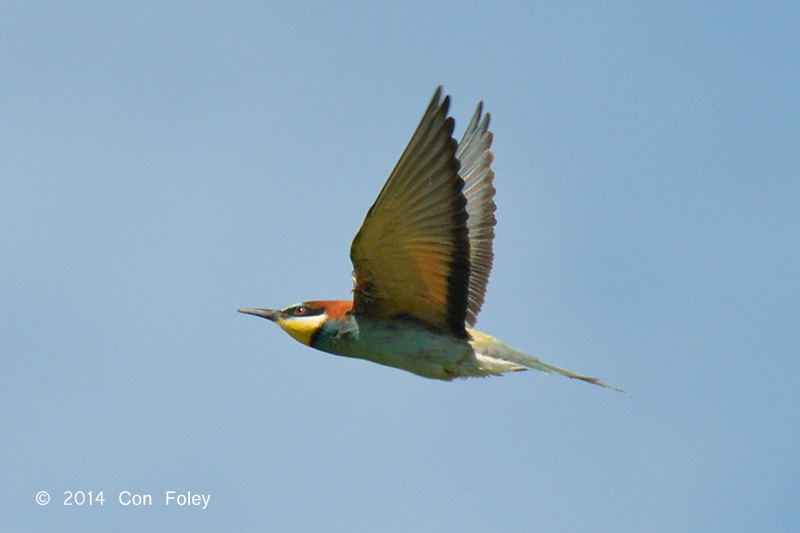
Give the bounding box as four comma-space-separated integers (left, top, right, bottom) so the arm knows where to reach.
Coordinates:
277, 314, 327, 346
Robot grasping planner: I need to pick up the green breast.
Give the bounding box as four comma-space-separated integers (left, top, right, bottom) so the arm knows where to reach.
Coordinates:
312, 315, 475, 379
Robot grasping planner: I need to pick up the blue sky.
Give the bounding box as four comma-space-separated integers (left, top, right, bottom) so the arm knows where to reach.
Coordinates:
2, 2, 798, 531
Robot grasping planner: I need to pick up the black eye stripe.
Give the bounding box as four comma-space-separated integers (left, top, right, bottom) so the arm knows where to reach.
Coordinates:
287, 305, 324, 317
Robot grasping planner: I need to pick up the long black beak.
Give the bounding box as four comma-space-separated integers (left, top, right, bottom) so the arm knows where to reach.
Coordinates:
237, 308, 282, 321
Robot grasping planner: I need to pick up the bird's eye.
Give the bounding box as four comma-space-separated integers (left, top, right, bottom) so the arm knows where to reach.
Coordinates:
294, 306, 308, 316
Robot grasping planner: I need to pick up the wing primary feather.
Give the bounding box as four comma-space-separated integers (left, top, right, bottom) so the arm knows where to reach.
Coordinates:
350, 87, 471, 337
456, 101, 496, 327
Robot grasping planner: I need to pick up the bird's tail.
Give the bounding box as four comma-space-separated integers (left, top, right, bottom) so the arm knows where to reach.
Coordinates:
468, 329, 625, 392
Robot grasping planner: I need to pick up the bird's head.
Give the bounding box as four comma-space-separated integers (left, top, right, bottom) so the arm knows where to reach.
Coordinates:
238, 300, 353, 346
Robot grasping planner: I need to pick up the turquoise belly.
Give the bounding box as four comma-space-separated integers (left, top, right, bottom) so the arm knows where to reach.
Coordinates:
312, 315, 476, 380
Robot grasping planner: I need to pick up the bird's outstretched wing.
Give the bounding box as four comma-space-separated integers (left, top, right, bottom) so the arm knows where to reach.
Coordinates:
350, 87, 471, 337
456, 102, 496, 327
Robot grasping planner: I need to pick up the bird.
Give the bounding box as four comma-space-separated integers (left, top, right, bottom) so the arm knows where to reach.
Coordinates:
239, 87, 621, 391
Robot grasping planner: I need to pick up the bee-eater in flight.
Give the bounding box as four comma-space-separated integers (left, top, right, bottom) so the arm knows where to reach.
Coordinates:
240, 87, 621, 391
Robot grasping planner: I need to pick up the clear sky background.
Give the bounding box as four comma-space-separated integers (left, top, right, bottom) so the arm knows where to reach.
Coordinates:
2, 2, 798, 531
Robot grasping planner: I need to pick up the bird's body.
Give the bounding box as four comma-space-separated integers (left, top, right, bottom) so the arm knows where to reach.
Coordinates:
317, 308, 497, 380
240, 87, 620, 391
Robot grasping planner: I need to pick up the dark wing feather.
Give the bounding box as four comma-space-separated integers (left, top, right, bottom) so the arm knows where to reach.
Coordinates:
455, 102, 496, 327
349, 87, 471, 337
